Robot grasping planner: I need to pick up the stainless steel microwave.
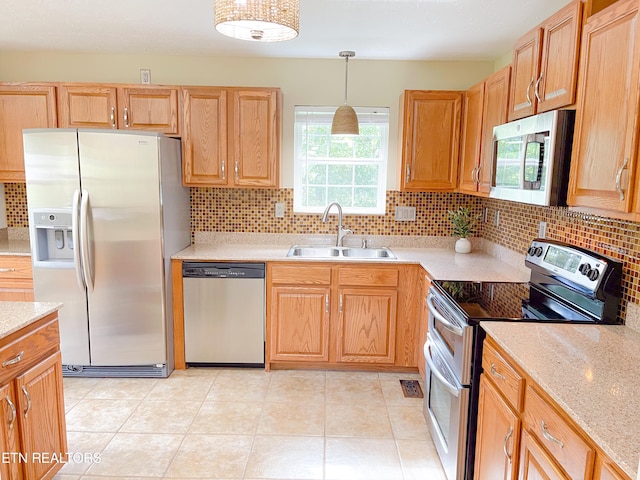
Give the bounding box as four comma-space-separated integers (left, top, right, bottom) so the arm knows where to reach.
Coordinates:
490, 110, 575, 206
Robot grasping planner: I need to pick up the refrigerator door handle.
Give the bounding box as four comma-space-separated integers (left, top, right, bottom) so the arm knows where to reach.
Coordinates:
79, 189, 95, 292
72, 189, 86, 290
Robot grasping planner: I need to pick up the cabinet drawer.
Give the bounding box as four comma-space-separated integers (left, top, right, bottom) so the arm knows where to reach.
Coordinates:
270, 264, 332, 285
0, 256, 32, 280
482, 339, 525, 411
523, 385, 594, 480
0, 319, 60, 384
338, 266, 399, 287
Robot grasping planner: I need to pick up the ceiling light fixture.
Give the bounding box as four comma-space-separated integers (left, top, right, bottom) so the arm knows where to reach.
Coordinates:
214, 0, 299, 42
331, 51, 359, 136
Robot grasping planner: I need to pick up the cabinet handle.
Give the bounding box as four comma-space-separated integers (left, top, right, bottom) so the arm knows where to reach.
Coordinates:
339, 294, 343, 313
526, 78, 534, 107
405, 164, 411, 184
325, 294, 329, 313
615, 157, 629, 201
234, 161, 239, 183
124, 107, 130, 128
5, 396, 16, 429
22, 386, 31, 418
2, 351, 24, 368
503, 426, 513, 463
540, 420, 564, 448
221, 160, 226, 180
110, 107, 116, 128
0, 267, 16, 273
490, 363, 506, 381
534, 73, 543, 104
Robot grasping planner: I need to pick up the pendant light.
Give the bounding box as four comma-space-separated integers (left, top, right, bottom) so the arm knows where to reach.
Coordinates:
214, 0, 299, 42
331, 51, 359, 136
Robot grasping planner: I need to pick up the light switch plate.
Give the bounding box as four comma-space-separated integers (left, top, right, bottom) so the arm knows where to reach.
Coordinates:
140, 69, 151, 84
395, 206, 416, 221
538, 221, 547, 238
274, 202, 285, 218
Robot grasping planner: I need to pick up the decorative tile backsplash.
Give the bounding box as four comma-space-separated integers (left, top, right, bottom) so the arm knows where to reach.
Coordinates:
5, 183, 638, 318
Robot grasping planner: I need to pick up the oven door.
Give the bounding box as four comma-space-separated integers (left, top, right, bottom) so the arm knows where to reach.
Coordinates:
424, 336, 470, 480
427, 286, 474, 385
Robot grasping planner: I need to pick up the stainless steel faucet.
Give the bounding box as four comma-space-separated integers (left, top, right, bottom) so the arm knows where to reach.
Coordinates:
321, 201, 352, 247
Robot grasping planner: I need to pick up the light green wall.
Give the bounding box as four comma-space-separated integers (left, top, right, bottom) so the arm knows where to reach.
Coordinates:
0, 51, 494, 188
493, 51, 512, 71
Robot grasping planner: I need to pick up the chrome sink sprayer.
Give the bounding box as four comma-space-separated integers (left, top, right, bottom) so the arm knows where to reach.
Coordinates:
321, 201, 352, 247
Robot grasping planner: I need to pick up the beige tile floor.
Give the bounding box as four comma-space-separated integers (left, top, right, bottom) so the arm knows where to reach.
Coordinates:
55, 368, 447, 480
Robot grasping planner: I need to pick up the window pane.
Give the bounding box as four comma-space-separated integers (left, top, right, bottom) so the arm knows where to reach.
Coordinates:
307, 164, 327, 184
307, 134, 329, 158
327, 187, 353, 206
329, 139, 354, 158
354, 187, 378, 207
305, 186, 327, 207
328, 165, 353, 185
354, 165, 379, 186
355, 136, 380, 159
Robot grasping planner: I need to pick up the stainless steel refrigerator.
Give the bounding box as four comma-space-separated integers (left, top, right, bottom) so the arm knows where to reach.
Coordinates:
23, 129, 190, 377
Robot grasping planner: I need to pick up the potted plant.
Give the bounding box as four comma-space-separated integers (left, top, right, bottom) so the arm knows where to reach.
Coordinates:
448, 206, 480, 253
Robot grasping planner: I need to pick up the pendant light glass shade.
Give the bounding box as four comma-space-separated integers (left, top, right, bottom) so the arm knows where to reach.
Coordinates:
214, 0, 299, 42
331, 51, 359, 136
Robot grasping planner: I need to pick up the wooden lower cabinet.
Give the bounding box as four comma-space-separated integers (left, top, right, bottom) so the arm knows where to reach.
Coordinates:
0, 314, 67, 480
0, 255, 34, 301
474, 374, 520, 480
267, 262, 420, 370
476, 337, 629, 480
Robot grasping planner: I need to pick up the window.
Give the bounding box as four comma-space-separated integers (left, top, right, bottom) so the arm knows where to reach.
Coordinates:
293, 106, 389, 214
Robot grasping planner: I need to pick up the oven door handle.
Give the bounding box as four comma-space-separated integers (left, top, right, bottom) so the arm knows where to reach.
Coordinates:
425, 340, 460, 398
427, 294, 464, 336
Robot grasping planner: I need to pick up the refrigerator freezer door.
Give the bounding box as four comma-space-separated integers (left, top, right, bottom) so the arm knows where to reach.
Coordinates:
23, 129, 91, 365
77, 131, 167, 366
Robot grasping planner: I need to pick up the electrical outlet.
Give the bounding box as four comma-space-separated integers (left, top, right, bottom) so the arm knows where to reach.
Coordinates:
483, 207, 489, 223
140, 69, 151, 84
274, 202, 285, 218
538, 221, 547, 239
494, 210, 500, 227
395, 206, 416, 221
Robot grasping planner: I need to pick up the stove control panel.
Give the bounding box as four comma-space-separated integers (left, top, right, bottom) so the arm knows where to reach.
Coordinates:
525, 239, 610, 292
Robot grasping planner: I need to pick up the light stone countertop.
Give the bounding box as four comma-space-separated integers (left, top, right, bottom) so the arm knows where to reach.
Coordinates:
0, 238, 31, 256
0, 301, 63, 340
172, 243, 530, 283
481, 321, 640, 479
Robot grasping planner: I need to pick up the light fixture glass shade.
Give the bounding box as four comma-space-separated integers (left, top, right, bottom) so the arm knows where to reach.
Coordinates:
214, 0, 299, 42
331, 105, 359, 135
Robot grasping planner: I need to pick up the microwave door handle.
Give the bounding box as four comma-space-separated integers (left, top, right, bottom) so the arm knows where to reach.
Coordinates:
426, 294, 464, 336
425, 341, 460, 397
522, 134, 545, 190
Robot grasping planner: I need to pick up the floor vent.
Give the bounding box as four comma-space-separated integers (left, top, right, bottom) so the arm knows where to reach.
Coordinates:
62, 364, 169, 378
399, 379, 423, 398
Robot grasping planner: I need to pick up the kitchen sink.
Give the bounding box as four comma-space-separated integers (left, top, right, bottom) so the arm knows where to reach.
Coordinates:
286, 245, 396, 259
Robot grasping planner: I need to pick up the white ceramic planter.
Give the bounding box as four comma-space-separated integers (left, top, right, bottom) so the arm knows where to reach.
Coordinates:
455, 237, 471, 254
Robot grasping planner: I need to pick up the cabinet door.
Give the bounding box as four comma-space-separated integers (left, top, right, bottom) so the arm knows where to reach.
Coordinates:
400, 90, 462, 191
479, 66, 511, 195
0, 255, 34, 302
337, 288, 397, 364
57, 84, 118, 128
537, 1, 582, 113
519, 430, 570, 480
0, 383, 23, 480
0, 85, 57, 182
474, 375, 520, 480
567, 0, 640, 213
593, 455, 630, 480
459, 81, 485, 194
509, 28, 543, 121
118, 86, 179, 135
181, 87, 229, 186
231, 88, 280, 188
16, 351, 66, 480
269, 286, 330, 362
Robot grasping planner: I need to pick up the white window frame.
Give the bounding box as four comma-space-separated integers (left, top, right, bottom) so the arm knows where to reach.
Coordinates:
293, 105, 389, 215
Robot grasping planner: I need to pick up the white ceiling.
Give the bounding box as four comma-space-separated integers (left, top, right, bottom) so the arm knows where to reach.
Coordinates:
0, 0, 572, 61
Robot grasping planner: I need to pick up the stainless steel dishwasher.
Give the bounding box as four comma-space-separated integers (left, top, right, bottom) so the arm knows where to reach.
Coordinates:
182, 262, 265, 366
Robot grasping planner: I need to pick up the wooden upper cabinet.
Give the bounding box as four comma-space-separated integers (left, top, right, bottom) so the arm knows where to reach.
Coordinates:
0, 84, 57, 182
459, 81, 485, 195
509, 0, 582, 121
231, 88, 280, 188
479, 67, 511, 195
568, 0, 640, 214
181, 87, 228, 186
182, 87, 281, 188
118, 86, 179, 135
399, 90, 462, 191
58, 83, 180, 135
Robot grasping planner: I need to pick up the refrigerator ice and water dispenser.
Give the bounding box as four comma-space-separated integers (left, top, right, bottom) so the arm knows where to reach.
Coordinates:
31, 209, 75, 266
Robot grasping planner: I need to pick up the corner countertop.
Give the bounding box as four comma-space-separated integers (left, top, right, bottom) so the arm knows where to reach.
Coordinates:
0, 301, 63, 341
481, 321, 640, 479
172, 244, 530, 283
